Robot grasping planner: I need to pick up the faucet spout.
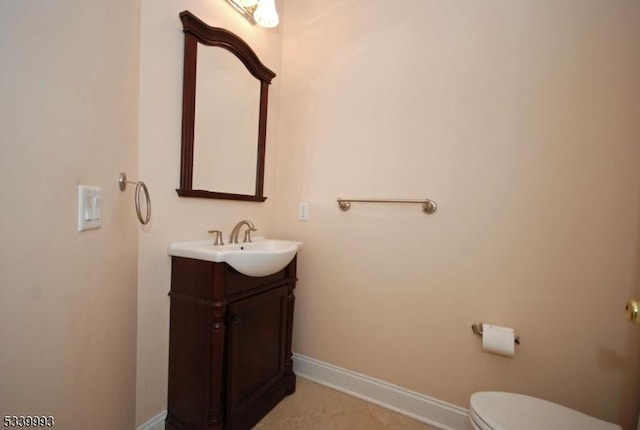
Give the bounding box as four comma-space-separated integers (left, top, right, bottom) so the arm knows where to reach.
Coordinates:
229, 220, 256, 244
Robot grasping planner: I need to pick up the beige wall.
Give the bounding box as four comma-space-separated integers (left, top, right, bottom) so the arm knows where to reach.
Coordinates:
135, 0, 283, 424
276, 1, 640, 429
0, 1, 140, 429
3, 0, 639, 428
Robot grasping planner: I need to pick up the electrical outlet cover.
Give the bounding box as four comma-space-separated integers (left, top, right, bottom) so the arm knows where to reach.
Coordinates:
298, 202, 309, 221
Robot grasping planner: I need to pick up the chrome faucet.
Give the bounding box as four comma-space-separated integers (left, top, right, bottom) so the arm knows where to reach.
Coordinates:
229, 220, 256, 244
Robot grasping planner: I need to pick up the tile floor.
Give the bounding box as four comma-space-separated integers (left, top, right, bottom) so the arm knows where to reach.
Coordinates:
254, 377, 440, 430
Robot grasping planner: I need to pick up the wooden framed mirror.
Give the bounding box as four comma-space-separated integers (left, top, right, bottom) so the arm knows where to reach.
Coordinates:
177, 10, 276, 201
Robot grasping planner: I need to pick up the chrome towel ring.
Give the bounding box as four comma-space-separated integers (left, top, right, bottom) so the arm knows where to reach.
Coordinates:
119, 172, 151, 225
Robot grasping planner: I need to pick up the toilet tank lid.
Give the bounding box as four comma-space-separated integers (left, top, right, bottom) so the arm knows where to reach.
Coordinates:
470, 392, 621, 430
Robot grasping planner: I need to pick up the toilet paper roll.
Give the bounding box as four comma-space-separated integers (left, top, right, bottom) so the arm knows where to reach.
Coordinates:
482, 323, 515, 357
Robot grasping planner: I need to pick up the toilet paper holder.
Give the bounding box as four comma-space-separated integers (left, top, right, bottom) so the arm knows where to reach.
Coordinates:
472, 322, 521, 345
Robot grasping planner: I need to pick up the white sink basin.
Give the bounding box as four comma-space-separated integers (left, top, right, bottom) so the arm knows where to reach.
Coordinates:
168, 237, 303, 277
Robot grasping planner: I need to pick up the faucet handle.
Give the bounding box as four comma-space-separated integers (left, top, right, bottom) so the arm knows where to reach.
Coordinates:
242, 226, 257, 243
207, 230, 224, 246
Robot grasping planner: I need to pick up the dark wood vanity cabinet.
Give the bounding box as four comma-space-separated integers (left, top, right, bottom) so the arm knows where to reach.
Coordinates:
166, 256, 297, 430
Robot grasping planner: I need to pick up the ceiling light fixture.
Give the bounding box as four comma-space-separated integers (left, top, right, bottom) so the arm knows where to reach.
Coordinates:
224, 0, 280, 28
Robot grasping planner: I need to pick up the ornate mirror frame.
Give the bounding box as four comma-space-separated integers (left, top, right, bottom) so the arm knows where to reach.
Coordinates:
177, 10, 276, 201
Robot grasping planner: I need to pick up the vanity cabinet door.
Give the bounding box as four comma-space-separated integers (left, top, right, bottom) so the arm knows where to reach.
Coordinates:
225, 285, 289, 424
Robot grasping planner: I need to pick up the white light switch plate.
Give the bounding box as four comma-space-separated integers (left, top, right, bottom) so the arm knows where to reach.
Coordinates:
78, 185, 103, 232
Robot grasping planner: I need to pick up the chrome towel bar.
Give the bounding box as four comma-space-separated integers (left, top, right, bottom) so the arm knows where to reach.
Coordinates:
336, 197, 437, 214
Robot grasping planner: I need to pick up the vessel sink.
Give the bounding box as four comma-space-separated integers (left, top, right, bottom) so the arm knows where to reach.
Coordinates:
168, 237, 303, 277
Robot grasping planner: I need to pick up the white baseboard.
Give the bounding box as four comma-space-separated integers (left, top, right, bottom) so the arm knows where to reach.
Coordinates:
137, 410, 166, 430
136, 356, 473, 430
293, 353, 473, 430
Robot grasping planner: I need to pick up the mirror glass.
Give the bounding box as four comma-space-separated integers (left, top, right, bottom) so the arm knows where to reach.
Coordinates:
177, 11, 275, 201
192, 45, 260, 195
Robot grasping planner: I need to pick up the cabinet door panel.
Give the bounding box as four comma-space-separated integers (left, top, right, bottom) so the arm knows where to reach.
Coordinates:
226, 286, 288, 419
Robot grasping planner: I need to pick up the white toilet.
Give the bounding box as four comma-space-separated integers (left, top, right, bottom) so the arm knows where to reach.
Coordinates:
470, 392, 622, 430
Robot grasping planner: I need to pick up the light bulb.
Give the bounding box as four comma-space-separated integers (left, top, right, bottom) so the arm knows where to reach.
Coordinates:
253, 0, 279, 28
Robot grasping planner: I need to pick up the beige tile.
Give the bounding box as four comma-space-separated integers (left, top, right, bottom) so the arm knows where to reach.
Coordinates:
254, 377, 440, 430
367, 404, 439, 430
257, 378, 366, 424
257, 409, 387, 430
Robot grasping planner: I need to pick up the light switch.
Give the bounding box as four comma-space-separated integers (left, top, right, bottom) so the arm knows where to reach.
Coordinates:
78, 185, 103, 232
